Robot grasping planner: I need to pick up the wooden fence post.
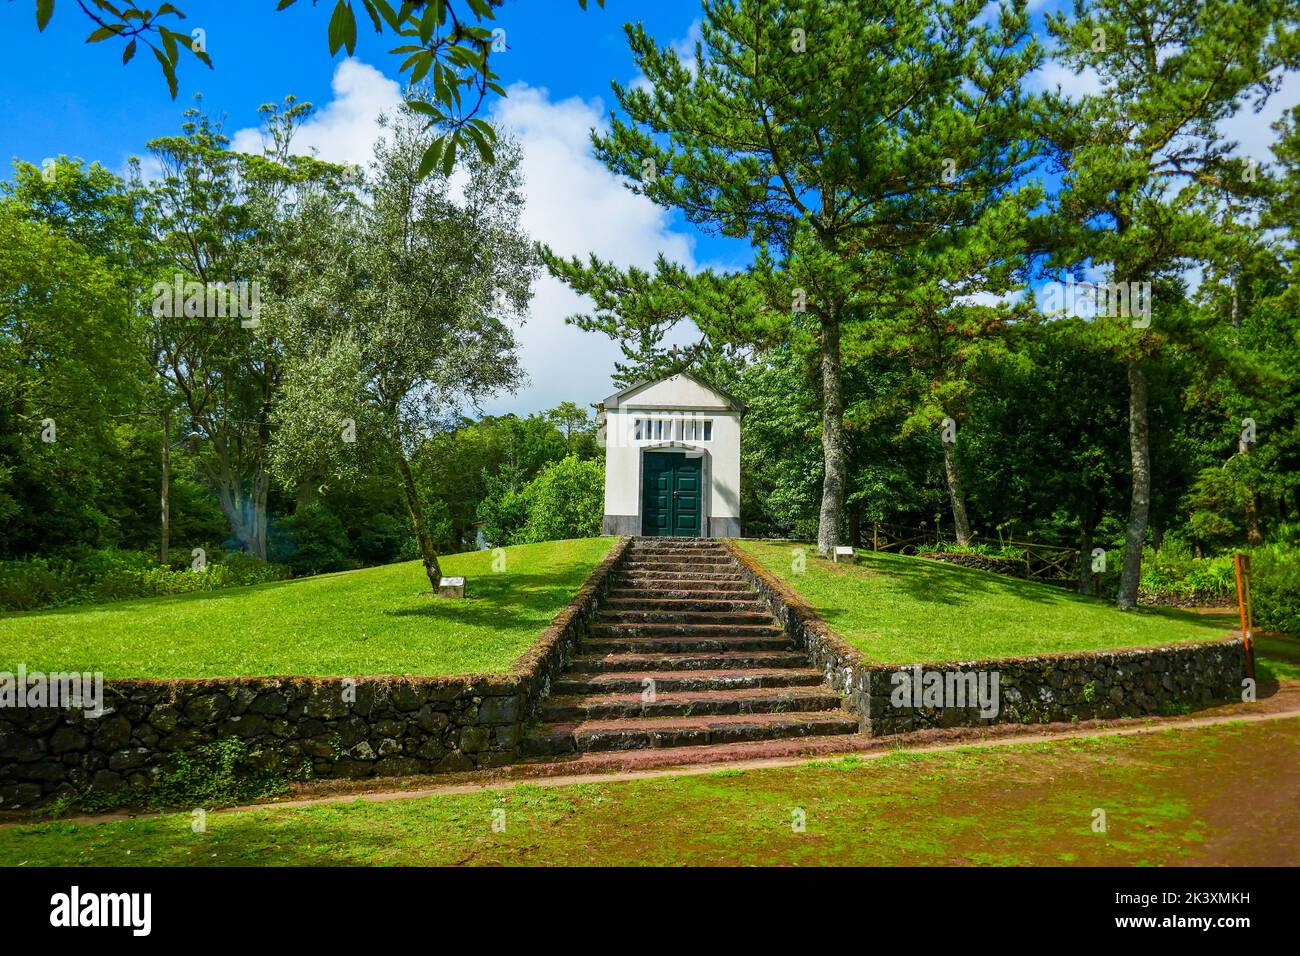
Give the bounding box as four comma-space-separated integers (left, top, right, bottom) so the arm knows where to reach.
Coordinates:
1234, 552, 1255, 681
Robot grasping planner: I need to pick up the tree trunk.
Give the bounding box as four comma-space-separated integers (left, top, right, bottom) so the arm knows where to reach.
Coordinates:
1245, 491, 1263, 545
816, 309, 846, 555
1117, 359, 1151, 610
396, 452, 443, 591
209, 438, 269, 559
250, 471, 269, 560
940, 430, 973, 547
159, 403, 171, 566
1078, 521, 1093, 595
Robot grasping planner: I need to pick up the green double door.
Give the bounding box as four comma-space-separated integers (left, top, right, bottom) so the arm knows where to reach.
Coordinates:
641, 452, 702, 536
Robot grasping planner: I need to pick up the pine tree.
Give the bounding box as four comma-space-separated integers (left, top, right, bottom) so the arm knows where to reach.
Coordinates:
1042, 0, 1299, 608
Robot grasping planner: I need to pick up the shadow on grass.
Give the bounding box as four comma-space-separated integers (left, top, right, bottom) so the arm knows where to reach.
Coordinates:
2, 554, 598, 627
751, 541, 1229, 638
383, 572, 586, 631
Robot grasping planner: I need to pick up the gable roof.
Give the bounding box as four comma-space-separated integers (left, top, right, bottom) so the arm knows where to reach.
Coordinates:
598, 370, 748, 414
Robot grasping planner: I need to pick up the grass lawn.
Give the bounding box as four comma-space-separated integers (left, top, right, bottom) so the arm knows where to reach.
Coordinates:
1257, 635, 1300, 683
3, 716, 1296, 866
735, 539, 1230, 664
0, 537, 615, 679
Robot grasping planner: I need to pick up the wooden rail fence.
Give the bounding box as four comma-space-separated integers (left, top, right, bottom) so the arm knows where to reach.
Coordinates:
865, 522, 1081, 582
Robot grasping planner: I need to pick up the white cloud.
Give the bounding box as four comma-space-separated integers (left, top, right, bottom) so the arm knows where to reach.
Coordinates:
482, 82, 706, 415
1026, 59, 1104, 99
229, 59, 402, 167
956, 289, 1025, 308
227, 61, 710, 416
1218, 69, 1300, 167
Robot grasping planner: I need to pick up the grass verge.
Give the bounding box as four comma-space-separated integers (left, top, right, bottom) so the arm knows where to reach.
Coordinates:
2, 716, 1296, 866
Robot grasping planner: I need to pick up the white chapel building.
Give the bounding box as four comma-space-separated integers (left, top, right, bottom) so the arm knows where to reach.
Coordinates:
596, 371, 745, 538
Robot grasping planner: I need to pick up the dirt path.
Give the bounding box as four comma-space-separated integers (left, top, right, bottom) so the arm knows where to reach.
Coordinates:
11, 681, 1299, 831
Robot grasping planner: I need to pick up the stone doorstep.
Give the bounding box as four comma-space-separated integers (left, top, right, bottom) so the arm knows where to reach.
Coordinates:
627, 541, 728, 549
522, 710, 861, 755
552, 667, 825, 695
540, 686, 842, 721
565, 650, 814, 673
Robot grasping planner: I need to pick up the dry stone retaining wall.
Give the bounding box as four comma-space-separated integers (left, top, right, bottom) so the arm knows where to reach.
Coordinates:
0, 536, 631, 810
722, 540, 1246, 736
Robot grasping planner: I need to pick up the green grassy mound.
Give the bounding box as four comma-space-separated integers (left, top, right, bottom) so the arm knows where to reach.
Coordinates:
0, 538, 615, 678
735, 540, 1229, 664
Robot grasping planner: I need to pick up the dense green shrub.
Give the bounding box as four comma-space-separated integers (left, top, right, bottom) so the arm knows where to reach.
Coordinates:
519, 456, 604, 544
476, 456, 604, 546
0, 556, 81, 610
1251, 545, 1300, 635
270, 504, 354, 576
217, 551, 292, 586
1139, 550, 1236, 604
0, 549, 290, 612
476, 474, 533, 546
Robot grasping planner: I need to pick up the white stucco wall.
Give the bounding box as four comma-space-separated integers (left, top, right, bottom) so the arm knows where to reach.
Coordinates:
600, 374, 742, 533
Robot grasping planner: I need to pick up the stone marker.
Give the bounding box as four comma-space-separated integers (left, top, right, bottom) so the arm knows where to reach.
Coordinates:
833, 546, 855, 564
438, 576, 466, 599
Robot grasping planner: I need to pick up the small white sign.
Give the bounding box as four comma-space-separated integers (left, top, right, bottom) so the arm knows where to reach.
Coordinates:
834, 546, 854, 556
439, 577, 465, 587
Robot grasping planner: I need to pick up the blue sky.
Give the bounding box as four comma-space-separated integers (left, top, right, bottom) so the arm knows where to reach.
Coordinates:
1, 1, 1294, 414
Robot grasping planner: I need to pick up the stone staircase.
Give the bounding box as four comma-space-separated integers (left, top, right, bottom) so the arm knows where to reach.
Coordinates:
520, 537, 859, 761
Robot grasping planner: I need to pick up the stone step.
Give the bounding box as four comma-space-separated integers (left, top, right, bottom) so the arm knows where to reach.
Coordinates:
628, 549, 728, 558
629, 539, 723, 548
623, 553, 733, 564
551, 667, 825, 696
582, 633, 795, 654
590, 621, 784, 639
613, 570, 748, 584
607, 582, 754, 598
603, 597, 768, 613
620, 562, 737, 575
595, 608, 775, 626
517, 534, 851, 763
540, 686, 842, 721
566, 649, 813, 673
518, 733, 871, 774
521, 710, 860, 756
